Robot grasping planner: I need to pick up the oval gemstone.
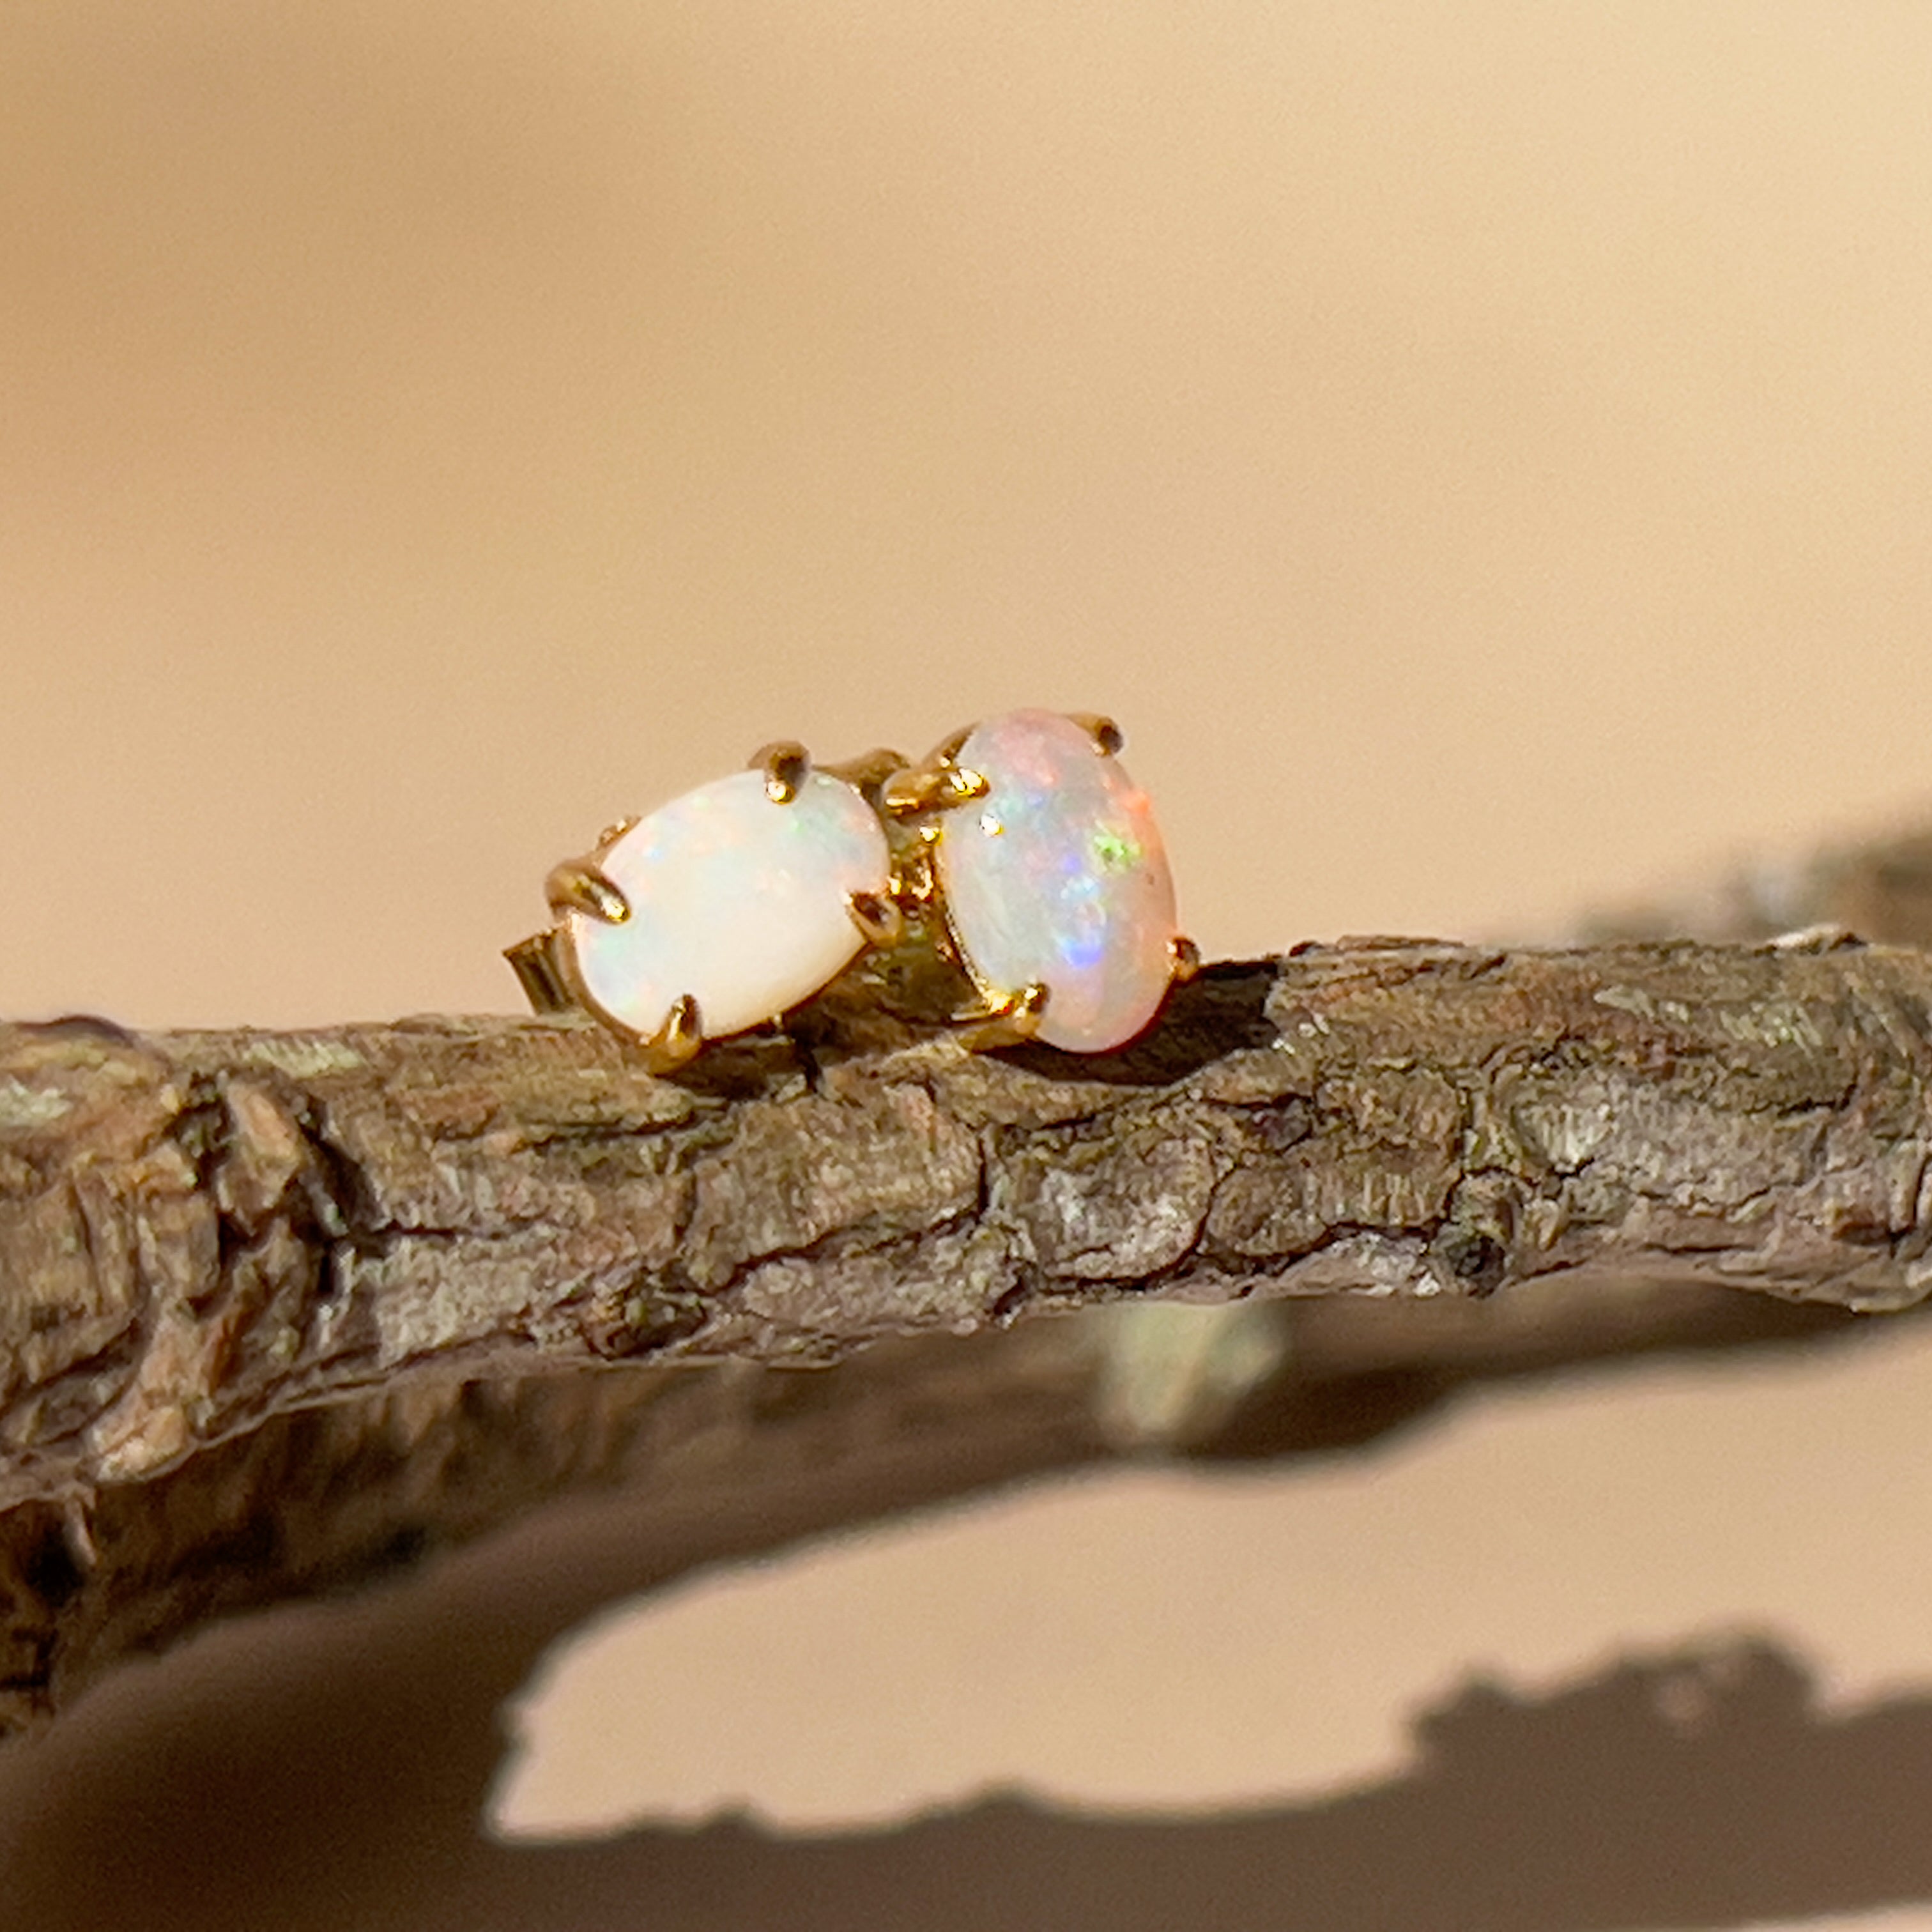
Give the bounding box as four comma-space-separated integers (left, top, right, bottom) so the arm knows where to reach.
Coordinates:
567, 769, 890, 1041
937, 709, 1178, 1052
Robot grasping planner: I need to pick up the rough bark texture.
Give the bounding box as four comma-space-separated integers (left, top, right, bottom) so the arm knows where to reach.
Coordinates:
9, 852, 1932, 1726
13, 935, 1932, 1486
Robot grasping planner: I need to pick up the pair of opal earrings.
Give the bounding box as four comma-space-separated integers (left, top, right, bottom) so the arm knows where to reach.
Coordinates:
507, 708, 1196, 1071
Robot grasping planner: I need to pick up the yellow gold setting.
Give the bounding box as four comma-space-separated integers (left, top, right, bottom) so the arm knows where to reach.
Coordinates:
954, 979, 1051, 1050
643, 993, 704, 1073
508, 710, 1193, 1067
1067, 712, 1125, 756
846, 889, 905, 948
545, 857, 629, 926
877, 711, 1190, 1052
751, 740, 811, 805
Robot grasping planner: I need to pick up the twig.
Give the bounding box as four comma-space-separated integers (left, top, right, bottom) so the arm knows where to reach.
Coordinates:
4, 926, 1931, 1726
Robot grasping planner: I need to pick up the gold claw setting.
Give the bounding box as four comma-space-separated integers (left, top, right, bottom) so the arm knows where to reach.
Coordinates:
880, 759, 990, 818
641, 993, 703, 1074
546, 858, 629, 925
956, 980, 1050, 1050
752, 740, 811, 804
507, 709, 1194, 1070
846, 889, 905, 949
1068, 712, 1124, 756
504, 932, 574, 1015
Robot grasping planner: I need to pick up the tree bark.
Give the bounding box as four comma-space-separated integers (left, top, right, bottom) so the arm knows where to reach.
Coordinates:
8, 910, 1932, 1728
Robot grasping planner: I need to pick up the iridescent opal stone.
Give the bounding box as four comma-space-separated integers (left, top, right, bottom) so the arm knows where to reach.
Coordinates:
568, 769, 889, 1041
937, 709, 1178, 1052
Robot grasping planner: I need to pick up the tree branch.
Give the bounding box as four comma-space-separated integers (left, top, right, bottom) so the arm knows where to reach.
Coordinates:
6, 926, 1932, 1727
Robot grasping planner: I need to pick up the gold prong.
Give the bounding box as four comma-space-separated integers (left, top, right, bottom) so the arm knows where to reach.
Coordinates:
847, 889, 905, 948
546, 858, 629, 924
818, 746, 908, 792
752, 740, 811, 804
959, 980, 1050, 1049
597, 814, 641, 850
880, 721, 991, 816
640, 993, 703, 1073
881, 760, 990, 816
1169, 935, 1201, 983
505, 933, 576, 1014
1068, 712, 1124, 756
880, 766, 924, 816
1009, 981, 1049, 1036
894, 848, 937, 906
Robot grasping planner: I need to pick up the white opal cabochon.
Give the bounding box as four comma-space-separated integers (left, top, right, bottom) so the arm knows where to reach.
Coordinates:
937, 709, 1179, 1052
567, 769, 891, 1041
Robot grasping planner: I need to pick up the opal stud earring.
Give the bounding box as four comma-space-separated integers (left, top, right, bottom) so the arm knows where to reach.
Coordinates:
883, 709, 1197, 1053
507, 741, 898, 1071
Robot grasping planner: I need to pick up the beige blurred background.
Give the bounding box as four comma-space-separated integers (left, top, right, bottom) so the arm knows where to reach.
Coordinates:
4, 2, 1932, 1926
